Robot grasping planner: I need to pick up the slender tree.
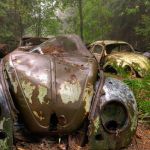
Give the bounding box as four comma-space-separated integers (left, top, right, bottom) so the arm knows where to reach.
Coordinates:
78, 0, 84, 40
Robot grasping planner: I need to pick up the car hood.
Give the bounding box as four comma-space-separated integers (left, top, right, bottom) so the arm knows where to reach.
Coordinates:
3, 51, 98, 133
105, 52, 150, 77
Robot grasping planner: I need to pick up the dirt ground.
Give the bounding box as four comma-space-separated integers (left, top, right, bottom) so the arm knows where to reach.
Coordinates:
14, 122, 150, 150
126, 123, 150, 150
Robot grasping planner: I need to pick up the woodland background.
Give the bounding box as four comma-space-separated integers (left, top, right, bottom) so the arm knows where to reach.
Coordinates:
0, 0, 150, 51
0, 1, 150, 149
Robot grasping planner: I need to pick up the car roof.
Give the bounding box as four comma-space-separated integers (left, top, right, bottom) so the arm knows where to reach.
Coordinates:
92, 40, 129, 46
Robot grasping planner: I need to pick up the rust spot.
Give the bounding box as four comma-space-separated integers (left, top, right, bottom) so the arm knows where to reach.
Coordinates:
42, 45, 64, 55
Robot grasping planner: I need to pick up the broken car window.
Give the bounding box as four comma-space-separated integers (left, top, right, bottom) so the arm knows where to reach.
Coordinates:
106, 44, 132, 54
31, 35, 92, 57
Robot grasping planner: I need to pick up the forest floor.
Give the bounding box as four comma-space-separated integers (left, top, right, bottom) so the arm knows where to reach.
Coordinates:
126, 122, 150, 150
14, 122, 150, 150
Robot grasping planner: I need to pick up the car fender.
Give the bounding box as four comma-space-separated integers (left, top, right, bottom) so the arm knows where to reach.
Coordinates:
89, 77, 138, 150
0, 62, 13, 150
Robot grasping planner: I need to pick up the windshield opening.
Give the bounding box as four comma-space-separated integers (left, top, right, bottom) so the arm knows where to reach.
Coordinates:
106, 43, 133, 54
31, 35, 92, 57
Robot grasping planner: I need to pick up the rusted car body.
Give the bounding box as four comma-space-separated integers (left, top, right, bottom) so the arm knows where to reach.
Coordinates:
0, 35, 137, 150
89, 40, 150, 77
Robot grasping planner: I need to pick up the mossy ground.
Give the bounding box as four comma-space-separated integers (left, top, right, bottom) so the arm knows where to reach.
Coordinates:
124, 75, 150, 118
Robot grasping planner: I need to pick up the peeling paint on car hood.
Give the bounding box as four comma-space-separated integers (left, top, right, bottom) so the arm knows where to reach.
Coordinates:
3, 50, 98, 134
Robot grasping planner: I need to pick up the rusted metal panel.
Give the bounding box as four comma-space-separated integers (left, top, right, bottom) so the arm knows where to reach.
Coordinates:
104, 52, 150, 77
54, 56, 98, 133
4, 51, 52, 133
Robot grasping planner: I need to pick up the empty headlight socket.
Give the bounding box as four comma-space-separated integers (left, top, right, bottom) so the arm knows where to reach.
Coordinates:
100, 100, 129, 134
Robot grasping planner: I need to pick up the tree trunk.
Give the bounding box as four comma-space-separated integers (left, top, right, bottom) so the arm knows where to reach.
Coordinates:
37, 8, 42, 37
79, 0, 84, 40
19, 12, 23, 38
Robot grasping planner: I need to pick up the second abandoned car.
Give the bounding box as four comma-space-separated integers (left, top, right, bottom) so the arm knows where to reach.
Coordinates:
0, 35, 137, 149
89, 40, 150, 77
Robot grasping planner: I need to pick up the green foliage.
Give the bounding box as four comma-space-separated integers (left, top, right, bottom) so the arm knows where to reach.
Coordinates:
0, 0, 150, 51
0, 0, 36, 49
124, 75, 150, 116
125, 6, 140, 15
135, 15, 150, 39
106, 0, 150, 51
83, 0, 112, 42
25, 0, 61, 36
138, 101, 150, 115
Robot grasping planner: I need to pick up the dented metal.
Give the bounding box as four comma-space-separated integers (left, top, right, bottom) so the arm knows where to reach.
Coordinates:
0, 35, 138, 150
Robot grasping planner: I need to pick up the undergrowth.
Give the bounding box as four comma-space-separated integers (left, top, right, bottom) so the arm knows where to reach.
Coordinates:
124, 74, 150, 118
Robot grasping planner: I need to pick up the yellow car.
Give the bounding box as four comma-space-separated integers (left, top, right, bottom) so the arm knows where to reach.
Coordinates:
89, 40, 150, 77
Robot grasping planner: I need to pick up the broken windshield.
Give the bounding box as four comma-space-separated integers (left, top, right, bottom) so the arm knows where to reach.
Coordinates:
31, 35, 92, 57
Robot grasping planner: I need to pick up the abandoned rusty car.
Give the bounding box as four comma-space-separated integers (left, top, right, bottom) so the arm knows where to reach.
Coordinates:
0, 35, 137, 149
89, 40, 150, 77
